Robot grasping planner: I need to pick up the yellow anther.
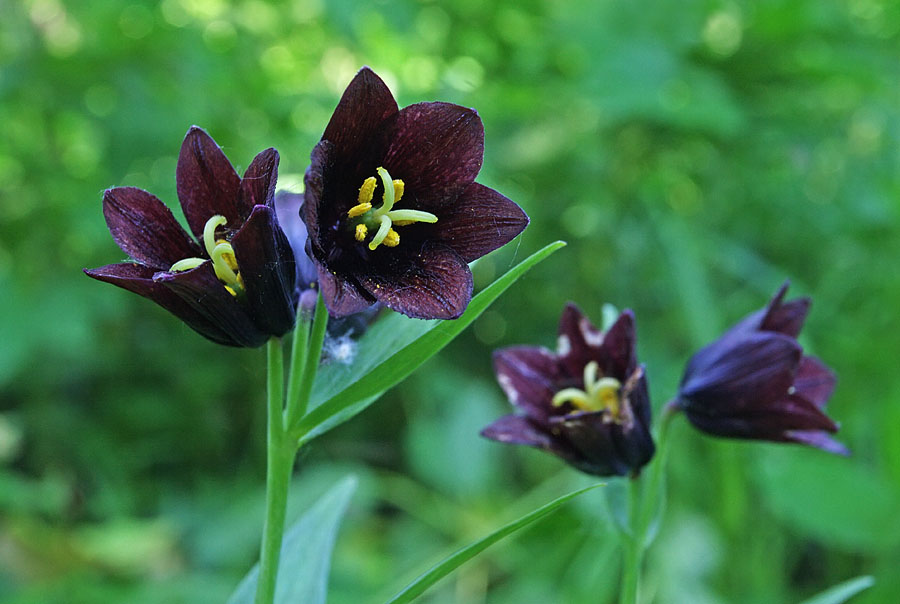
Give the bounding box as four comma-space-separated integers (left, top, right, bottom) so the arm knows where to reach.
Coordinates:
383, 228, 400, 247
358, 176, 376, 204
551, 362, 623, 415
355, 223, 368, 242
224, 285, 238, 297
393, 179, 404, 202
347, 202, 372, 218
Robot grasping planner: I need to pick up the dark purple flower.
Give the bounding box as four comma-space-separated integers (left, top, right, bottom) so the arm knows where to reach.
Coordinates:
303, 67, 529, 320
675, 282, 847, 455
482, 304, 655, 477
85, 127, 297, 347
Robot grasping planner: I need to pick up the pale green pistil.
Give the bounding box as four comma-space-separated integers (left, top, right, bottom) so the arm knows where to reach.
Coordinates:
346, 167, 438, 251
552, 361, 623, 417
169, 215, 245, 297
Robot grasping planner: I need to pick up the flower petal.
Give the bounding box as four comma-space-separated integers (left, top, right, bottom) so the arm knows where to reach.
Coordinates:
176, 126, 244, 240
102, 187, 201, 269
761, 282, 810, 337
231, 205, 297, 337
784, 430, 850, 455
316, 265, 375, 318
481, 415, 582, 465
241, 147, 279, 209
322, 67, 399, 168
551, 414, 647, 477
83, 263, 236, 345
493, 346, 561, 422
598, 310, 638, 381
679, 331, 802, 413
792, 355, 836, 408
556, 302, 605, 378
275, 191, 318, 289
430, 183, 529, 262
358, 243, 473, 319
154, 262, 268, 348
381, 102, 484, 210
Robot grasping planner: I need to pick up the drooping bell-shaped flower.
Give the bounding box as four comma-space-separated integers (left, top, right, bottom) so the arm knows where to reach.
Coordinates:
85, 127, 297, 347
303, 67, 529, 320
675, 282, 847, 455
482, 304, 655, 477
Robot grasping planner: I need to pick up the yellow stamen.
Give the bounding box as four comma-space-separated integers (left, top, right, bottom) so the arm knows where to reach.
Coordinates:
348, 201, 372, 218
382, 228, 400, 247
358, 176, 376, 204
551, 361, 623, 415
203, 215, 227, 257
170, 214, 245, 296
393, 179, 404, 202
355, 223, 368, 242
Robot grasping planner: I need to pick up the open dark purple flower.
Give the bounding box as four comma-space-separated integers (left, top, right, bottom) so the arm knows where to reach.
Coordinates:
482, 304, 655, 477
675, 282, 847, 455
303, 67, 529, 320
85, 127, 297, 347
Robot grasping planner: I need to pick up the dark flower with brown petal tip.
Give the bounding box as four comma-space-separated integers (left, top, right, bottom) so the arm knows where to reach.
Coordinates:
674, 282, 847, 455
303, 67, 529, 320
482, 304, 655, 477
85, 126, 297, 347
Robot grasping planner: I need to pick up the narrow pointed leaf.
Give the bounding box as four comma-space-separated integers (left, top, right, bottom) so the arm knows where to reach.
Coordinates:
296, 241, 566, 441
384, 483, 600, 604
797, 575, 875, 604
226, 476, 357, 604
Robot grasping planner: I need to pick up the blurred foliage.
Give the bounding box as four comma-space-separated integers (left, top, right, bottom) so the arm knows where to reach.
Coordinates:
1, 0, 899, 602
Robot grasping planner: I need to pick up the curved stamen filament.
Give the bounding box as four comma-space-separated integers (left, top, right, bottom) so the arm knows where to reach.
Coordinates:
369, 215, 393, 250
169, 214, 244, 297
552, 361, 622, 416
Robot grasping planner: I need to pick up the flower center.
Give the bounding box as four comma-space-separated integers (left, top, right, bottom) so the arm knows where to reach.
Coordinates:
345, 167, 438, 251
551, 361, 623, 417
169, 215, 245, 297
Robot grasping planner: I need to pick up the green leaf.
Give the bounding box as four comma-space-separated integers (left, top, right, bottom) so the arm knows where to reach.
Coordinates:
384, 483, 601, 604
296, 241, 566, 441
226, 476, 357, 604
797, 575, 875, 604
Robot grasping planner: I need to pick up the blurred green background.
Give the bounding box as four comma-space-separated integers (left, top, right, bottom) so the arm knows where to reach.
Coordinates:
2, 0, 899, 602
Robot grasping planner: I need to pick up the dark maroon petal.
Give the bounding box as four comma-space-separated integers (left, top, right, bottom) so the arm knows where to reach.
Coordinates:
430, 183, 528, 262
358, 244, 473, 320
761, 282, 810, 337
231, 205, 297, 337
623, 365, 653, 434
154, 263, 268, 348
792, 355, 836, 408
322, 67, 399, 165
481, 414, 556, 448
481, 415, 583, 466
83, 263, 236, 346
598, 310, 638, 381
241, 148, 279, 210
551, 413, 648, 477
381, 103, 484, 211
556, 302, 605, 378
102, 187, 201, 269
317, 265, 374, 318
302, 141, 333, 251
493, 346, 561, 422
176, 126, 244, 239
784, 431, 850, 455
679, 331, 802, 413
274, 191, 318, 289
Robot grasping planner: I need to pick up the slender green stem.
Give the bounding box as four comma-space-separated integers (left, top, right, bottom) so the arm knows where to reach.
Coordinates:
617, 402, 678, 604
284, 314, 311, 427
287, 292, 329, 432
255, 338, 296, 604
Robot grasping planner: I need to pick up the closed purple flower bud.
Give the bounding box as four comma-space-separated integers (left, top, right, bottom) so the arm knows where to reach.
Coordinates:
676, 282, 847, 455
85, 127, 297, 347
303, 67, 529, 320
482, 304, 655, 477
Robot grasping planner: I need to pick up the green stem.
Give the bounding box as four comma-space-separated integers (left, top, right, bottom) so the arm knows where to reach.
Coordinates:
255, 338, 296, 604
286, 292, 329, 432
617, 402, 678, 604
284, 313, 311, 427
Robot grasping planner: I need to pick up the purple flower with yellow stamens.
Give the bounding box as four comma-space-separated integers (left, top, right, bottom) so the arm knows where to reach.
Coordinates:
85, 126, 297, 347
303, 67, 529, 320
674, 282, 847, 455
482, 304, 655, 477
